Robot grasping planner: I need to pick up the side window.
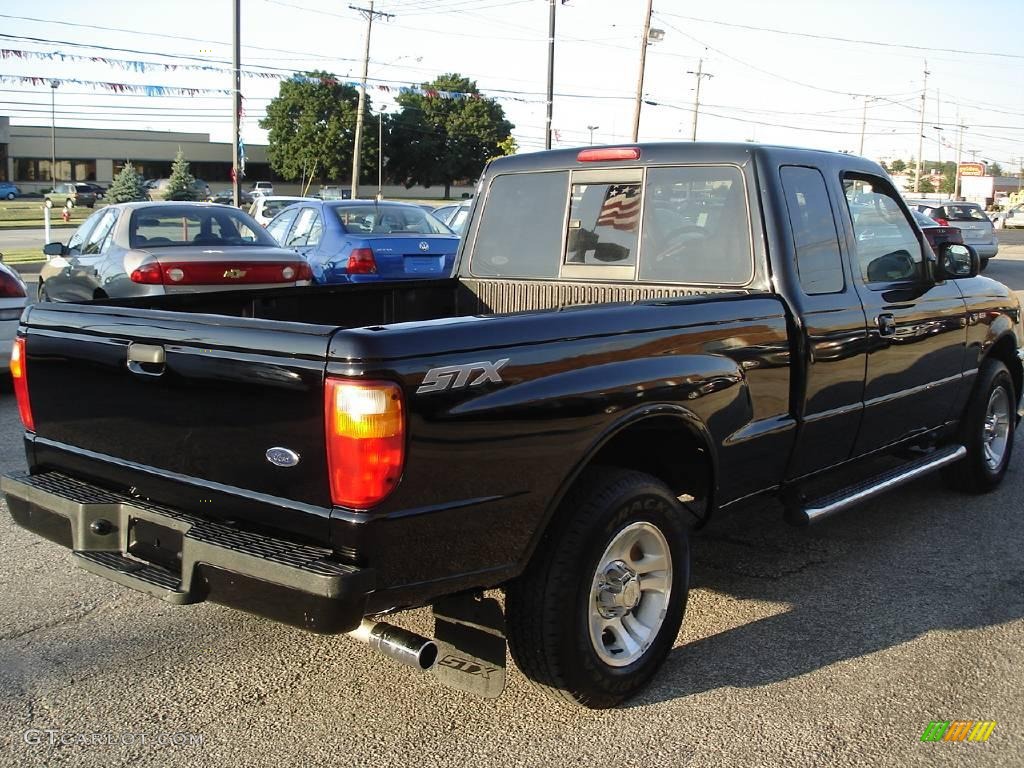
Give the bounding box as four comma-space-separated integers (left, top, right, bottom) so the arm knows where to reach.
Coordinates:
564, 181, 640, 268
639, 165, 752, 284
843, 177, 922, 285
471, 171, 569, 278
81, 209, 117, 255
306, 213, 323, 247
266, 209, 298, 245
286, 208, 318, 247
67, 209, 105, 254
780, 166, 844, 294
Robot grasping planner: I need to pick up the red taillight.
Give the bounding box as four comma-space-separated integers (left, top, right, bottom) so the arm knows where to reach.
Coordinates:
347, 248, 377, 274
577, 147, 641, 162
935, 217, 949, 226
0, 269, 26, 298
324, 379, 405, 509
130, 261, 312, 285
10, 337, 33, 431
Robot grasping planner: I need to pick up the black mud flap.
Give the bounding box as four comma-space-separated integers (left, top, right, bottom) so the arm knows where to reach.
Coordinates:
430, 593, 506, 699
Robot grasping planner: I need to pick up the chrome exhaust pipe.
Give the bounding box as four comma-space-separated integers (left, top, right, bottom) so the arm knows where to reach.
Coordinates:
349, 619, 438, 671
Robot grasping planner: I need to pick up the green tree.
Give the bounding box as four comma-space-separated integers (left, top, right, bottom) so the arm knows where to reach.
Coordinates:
918, 175, 936, 193
259, 71, 377, 186
989, 162, 1003, 177
165, 149, 197, 201
106, 161, 147, 204
889, 158, 907, 173
387, 73, 513, 198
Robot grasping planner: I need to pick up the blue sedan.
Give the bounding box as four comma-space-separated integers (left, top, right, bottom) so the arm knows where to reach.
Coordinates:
266, 200, 459, 283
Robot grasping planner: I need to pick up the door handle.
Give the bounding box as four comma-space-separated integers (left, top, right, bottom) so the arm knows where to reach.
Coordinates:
877, 313, 896, 337
126, 343, 165, 376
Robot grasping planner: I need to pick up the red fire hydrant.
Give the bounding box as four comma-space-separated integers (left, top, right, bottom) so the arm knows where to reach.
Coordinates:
61, 207, 70, 223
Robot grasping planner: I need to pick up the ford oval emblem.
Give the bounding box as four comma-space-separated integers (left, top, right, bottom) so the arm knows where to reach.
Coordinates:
266, 447, 300, 467
418, 241, 430, 252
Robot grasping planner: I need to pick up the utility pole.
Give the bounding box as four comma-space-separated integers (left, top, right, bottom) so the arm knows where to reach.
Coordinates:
587, 124, 599, 145
914, 60, 929, 194
954, 119, 966, 200
545, 0, 555, 150
377, 105, 386, 200
49, 80, 58, 186
231, 0, 241, 207
350, 1, 393, 200
687, 58, 713, 142
1018, 156, 1022, 194
631, 0, 654, 142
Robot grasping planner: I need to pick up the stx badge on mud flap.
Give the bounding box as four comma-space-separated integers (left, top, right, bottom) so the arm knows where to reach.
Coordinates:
416, 359, 510, 394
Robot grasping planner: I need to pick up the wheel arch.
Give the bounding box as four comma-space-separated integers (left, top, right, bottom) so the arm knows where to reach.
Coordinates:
519, 405, 718, 570
985, 331, 1022, 402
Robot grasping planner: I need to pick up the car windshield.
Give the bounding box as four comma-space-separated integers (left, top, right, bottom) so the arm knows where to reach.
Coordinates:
331, 204, 452, 235
912, 210, 937, 227
129, 206, 278, 248
944, 204, 989, 222
263, 199, 306, 218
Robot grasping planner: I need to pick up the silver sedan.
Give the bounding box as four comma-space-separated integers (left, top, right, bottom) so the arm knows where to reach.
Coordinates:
39, 202, 313, 302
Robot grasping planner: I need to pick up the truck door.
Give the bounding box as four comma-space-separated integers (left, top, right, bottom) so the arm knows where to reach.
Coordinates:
778, 165, 869, 478
838, 172, 967, 454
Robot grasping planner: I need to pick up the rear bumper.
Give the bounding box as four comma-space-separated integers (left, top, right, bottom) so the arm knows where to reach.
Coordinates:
969, 242, 998, 258
1, 471, 374, 634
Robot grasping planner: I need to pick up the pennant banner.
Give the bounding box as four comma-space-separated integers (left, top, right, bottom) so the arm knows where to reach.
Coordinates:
0, 73, 231, 96
1, 48, 279, 80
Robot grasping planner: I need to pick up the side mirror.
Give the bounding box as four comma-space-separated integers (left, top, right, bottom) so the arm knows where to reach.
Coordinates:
936, 243, 979, 280
43, 242, 67, 257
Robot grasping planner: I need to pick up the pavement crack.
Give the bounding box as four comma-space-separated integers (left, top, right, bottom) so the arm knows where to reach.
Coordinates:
0, 601, 103, 642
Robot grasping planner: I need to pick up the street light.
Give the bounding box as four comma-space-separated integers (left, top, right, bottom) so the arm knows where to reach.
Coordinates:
587, 125, 599, 145
50, 80, 58, 187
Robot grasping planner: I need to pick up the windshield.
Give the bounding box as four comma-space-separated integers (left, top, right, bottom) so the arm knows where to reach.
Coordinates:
331, 204, 452, 235
129, 205, 278, 248
263, 199, 307, 218
944, 204, 990, 222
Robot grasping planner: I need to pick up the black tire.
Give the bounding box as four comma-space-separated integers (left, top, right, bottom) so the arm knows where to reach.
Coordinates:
505, 467, 690, 709
947, 358, 1015, 493
37, 282, 51, 303
980, 258, 990, 271
4, 192, 13, 201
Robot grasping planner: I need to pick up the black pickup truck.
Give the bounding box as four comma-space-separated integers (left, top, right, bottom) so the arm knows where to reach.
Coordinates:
5, 144, 1022, 709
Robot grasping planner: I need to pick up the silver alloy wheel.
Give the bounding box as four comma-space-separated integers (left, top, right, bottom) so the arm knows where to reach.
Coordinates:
588, 521, 672, 668
982, 386, 1011, 470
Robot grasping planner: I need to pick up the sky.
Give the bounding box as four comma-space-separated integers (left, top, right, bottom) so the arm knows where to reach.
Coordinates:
0, 0, 1021, 171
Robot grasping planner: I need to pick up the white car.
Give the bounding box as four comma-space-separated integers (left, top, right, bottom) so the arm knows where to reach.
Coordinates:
251, 181, 275, 197
248, 196, 316, 227
0, 260, 29, 370
1002, 205, 1024, 229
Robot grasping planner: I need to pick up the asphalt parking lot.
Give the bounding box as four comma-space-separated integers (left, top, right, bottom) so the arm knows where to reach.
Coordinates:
1, 244, 1023, 767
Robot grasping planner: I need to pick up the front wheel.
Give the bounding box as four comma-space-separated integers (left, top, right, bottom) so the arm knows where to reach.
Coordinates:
505, 468, 689, 709
5, 192, 13, 200
947, 358, 1015, 492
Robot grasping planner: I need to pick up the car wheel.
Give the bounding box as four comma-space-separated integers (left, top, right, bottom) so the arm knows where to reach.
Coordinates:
37, 282, 52, 302
44, 199, 53, 209
65, 199, 74, 209
980, 258, 990, 271
5, 192, 13, 200
505, 467, 689, 709
947, 358, 1015, 493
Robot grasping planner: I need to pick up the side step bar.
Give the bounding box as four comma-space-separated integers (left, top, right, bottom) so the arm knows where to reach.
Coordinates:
788, 445, 966, 526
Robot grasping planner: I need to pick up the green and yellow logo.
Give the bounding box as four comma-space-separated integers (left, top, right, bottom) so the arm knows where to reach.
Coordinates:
921, 720, 996, 743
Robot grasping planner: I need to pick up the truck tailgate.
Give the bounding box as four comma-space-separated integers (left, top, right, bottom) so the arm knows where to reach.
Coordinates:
21, 303, 337, 543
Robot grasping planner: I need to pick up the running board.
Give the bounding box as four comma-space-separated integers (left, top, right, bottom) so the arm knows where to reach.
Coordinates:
787, 445, 966, 526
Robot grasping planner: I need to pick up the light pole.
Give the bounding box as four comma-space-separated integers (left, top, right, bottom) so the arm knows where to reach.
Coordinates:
50, 80, 58, 186
587, 125, 599, 145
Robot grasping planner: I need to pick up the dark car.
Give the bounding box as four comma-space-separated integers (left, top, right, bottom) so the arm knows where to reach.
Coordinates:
211, 188, 255, 207
38, 201, 312, 302
912, 209, 966, 257
267, 200, 458, 283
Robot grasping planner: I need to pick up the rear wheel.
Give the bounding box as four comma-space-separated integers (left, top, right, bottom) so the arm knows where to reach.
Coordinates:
980, 258, 990, 271
506, 468, 689, 709
4, 192, 13, 200
947, 358, 1015, 492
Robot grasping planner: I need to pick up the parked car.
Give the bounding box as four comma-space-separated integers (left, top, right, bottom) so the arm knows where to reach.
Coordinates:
251, 181, 275, 197
319, 185, 351, 201
5, 144, 1014, 710
44, 182, 97, 209
0, 259, 28, 370
912, 209, 966, 257
211, 188, 255, 207
78, 182, 107, 200
433, 199, 472, 235
907, 200, 998, 268
37, 202, 312, 302
248, 195, 316, 227
1002, 204, 1024, 229
0, 181, 21, 200
148, 178, 212, 202
267, 200, 458, 283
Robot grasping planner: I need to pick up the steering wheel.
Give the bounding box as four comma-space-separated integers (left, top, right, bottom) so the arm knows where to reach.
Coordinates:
650, 225, 708, 263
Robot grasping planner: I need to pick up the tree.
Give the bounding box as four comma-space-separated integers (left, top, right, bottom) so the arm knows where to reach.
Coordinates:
259, 71, 378, 187
889, 159, 907, 173
106, 161, 147, 204
990, 162, 1003, 177
918, 176, 936, 193
165, 150, 197, 201
386, 73, 514, 198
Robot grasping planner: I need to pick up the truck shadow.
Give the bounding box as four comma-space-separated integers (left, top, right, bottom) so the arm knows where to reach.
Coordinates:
982, 255, 1024, 292
628, 462, 1024, 707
